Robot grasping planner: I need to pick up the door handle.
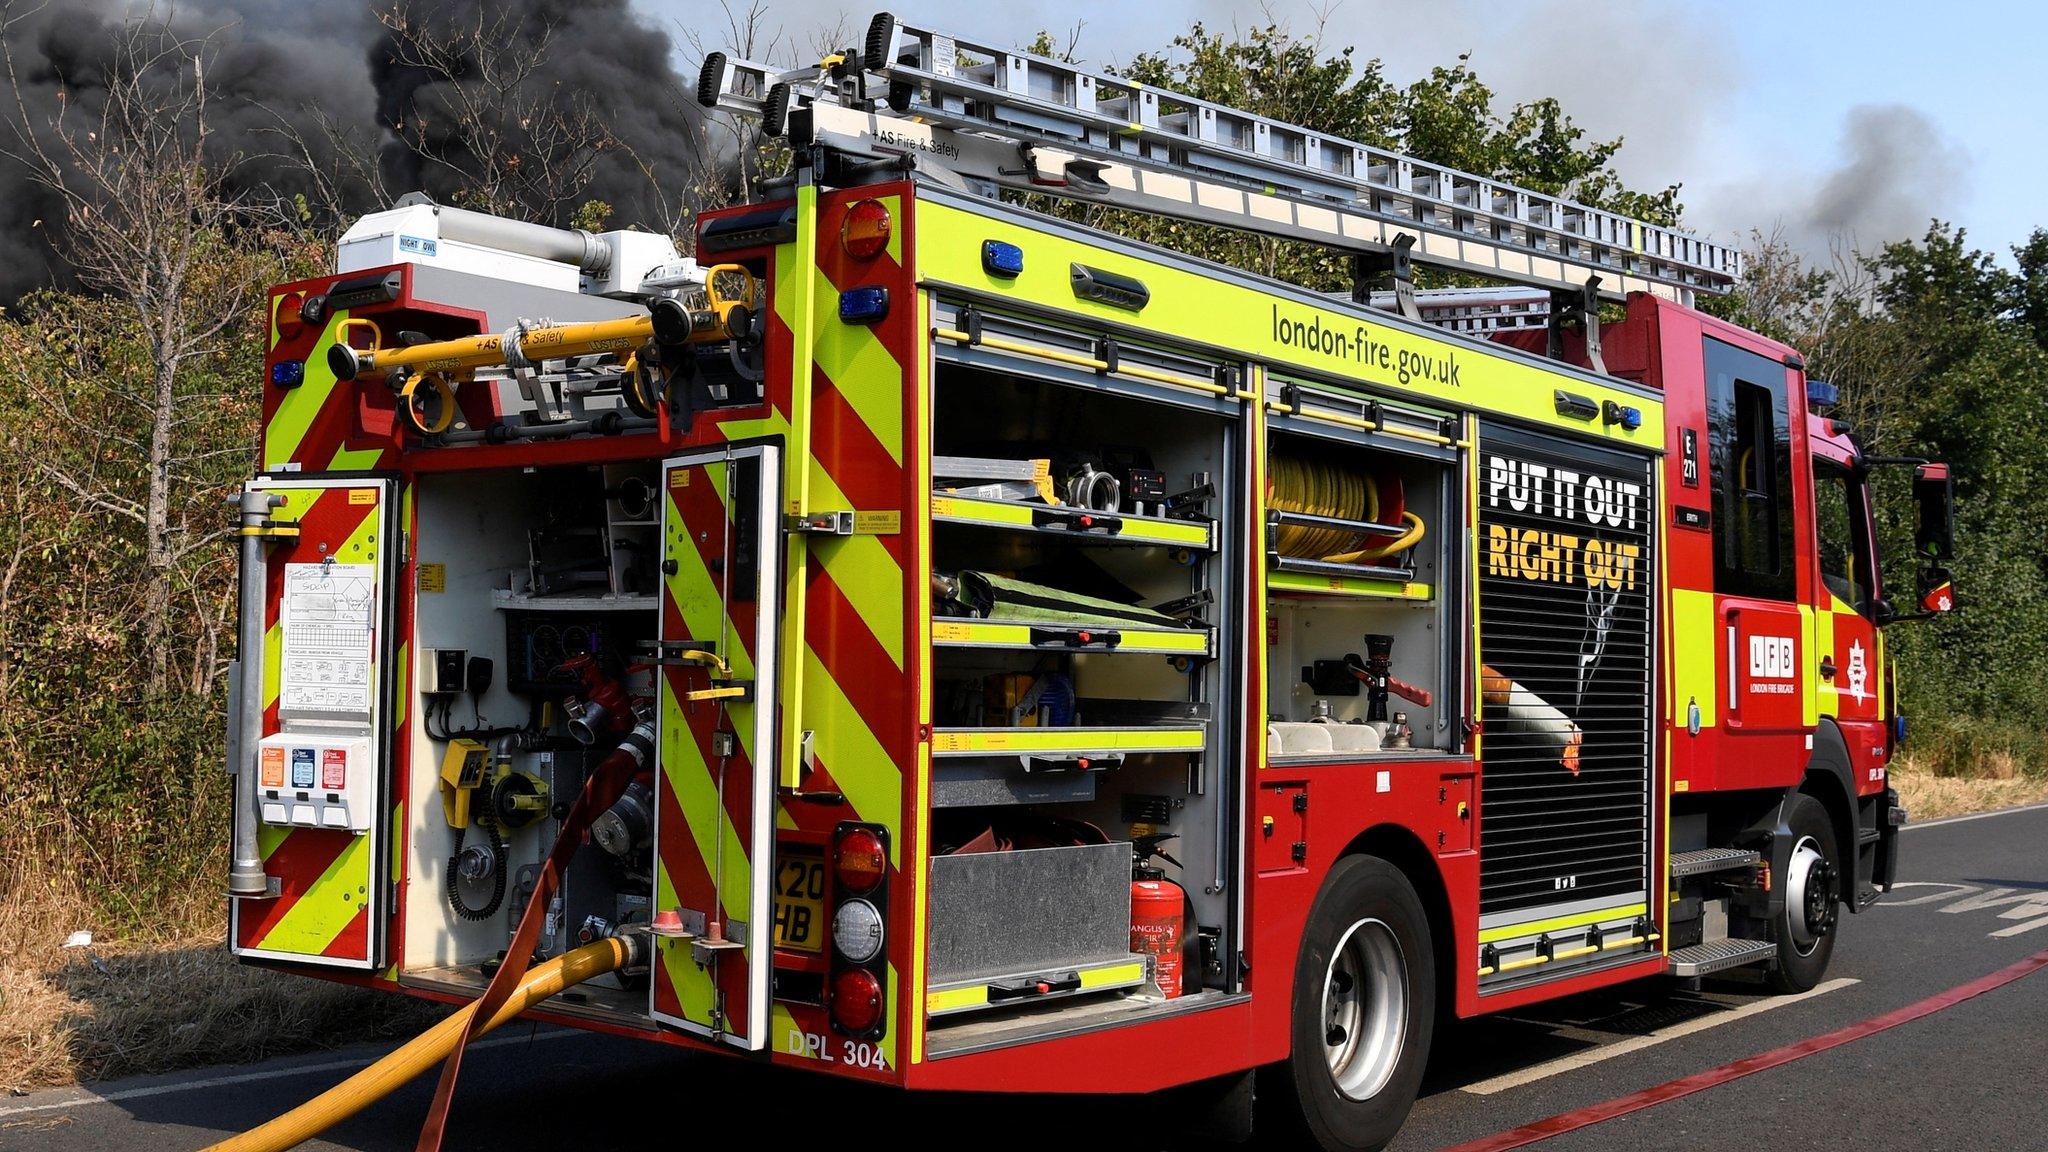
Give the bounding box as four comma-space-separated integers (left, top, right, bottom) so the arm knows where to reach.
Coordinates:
1819, 658, 1837, 679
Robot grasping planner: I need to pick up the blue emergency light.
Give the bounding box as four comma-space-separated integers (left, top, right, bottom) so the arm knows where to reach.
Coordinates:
271, 360, 305, 389
838, 286, 890, 325
982, 240, 1025, 278
1808, 379, 1840, 409
1601, 399, 1643, 431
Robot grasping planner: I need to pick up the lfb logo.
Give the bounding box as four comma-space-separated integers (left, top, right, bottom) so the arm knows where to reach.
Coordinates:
1845, 640, 1869, 703
1748, 635, 1797, 679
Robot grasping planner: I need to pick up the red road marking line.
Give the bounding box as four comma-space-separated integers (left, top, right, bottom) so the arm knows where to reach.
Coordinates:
1438, 946, 2048, 1152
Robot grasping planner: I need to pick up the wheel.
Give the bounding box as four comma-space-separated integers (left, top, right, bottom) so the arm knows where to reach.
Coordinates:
1261, 855, 1435, 1152
1769, 792, 1841, 993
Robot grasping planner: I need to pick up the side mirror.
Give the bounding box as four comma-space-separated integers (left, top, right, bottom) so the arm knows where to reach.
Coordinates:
1914, 462, 1955, 562
1918, 566, 1955, 615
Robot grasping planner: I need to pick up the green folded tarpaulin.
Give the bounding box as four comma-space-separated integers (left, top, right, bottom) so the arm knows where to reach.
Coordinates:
953, 571, 1185, 628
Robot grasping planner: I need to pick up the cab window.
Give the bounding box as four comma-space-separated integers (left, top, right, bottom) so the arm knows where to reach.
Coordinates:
1814, 460, 1877, 616
1704, 338, 1795, 600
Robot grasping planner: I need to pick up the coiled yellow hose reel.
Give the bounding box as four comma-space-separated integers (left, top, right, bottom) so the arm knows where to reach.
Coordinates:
1269, 455, 1426, 563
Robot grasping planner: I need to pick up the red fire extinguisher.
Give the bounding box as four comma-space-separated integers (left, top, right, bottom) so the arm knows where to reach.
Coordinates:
1131, 833, 1186, 999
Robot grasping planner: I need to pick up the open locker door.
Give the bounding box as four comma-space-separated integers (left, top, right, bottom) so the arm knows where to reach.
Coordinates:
230, 475, 398, 970
650, 444, 781, 1048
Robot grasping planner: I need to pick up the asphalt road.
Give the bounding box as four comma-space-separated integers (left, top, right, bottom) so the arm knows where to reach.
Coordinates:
6, 804, 2045, 1152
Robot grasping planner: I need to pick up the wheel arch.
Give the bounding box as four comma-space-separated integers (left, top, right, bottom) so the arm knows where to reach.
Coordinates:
1341, 823, 1455, 1019
1803, 719, 1857, 911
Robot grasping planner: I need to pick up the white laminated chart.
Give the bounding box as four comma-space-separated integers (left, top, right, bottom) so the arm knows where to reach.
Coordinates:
279, 563, 378, 717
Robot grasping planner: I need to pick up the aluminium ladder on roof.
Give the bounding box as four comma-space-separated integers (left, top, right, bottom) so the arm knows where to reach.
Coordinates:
696, 12, 1740, 306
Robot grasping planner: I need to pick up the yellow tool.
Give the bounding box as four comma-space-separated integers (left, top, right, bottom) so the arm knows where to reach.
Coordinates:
487, 766, 551, 829
437, 738, 488, 829
326, 267, 759, 384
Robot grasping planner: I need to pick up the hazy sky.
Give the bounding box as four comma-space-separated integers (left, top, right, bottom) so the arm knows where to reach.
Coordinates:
648, 0, 2042, 266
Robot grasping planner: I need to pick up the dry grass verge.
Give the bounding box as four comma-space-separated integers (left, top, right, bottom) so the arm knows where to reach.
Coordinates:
1892, 757, 2048, 822
0, 872, 438, 1094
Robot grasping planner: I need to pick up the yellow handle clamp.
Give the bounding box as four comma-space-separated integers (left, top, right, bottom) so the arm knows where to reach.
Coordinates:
680, 685, 749, 703
399, 374, 459, 436
689, 264, 759, 343
334, 316, 384, 355
670, 648, 731, 675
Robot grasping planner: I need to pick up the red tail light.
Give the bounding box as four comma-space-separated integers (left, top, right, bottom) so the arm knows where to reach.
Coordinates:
840, 199, 892, 261
830, 968, 884, 1034
833, 826, 888, 894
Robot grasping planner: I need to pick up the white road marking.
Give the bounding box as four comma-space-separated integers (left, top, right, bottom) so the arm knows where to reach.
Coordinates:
1901, 801, 2048, 831
1878, 881, 1982, 906
1941, 888, 2048, 917
1992, 915, 2048, 939
1458, 977, 1859, 1096
0, 1027, 581, 1119
1880, 883, 2048, 937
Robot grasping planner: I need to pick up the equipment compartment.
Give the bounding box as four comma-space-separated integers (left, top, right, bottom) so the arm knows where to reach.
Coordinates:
922, 335, 1246, 1035
1263, 417, 1465, 761
400, 463, 663, 1025
926, 841, 1145, 1016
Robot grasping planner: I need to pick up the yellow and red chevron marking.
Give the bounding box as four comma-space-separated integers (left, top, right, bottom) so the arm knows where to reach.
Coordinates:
776, 187, 923, 1070
264, 288, 397, 474
653, 456, 768, 1037
659, 187, 922, 1071
232, 479, 386, 964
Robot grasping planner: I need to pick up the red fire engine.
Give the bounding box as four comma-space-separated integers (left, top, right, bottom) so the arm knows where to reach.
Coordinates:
221, 15, 1957, 1151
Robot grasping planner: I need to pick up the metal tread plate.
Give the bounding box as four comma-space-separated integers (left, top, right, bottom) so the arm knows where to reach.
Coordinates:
1670, 847, 1762, 878
1667, 937, 1776, 977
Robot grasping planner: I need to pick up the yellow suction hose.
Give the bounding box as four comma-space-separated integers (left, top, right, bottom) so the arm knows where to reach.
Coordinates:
205, 935, 642, 1152
1269, 456, 1426, 563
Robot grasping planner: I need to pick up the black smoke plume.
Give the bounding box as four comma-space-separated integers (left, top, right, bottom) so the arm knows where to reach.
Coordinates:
0, 0, 705, 303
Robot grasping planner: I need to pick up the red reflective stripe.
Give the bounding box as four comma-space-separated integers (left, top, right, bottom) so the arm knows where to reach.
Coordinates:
320, 907, 370, 959
1439, 946, 2048, 1152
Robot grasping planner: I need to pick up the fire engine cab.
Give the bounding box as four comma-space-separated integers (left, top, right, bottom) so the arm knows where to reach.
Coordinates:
224, 15, 1958, 1151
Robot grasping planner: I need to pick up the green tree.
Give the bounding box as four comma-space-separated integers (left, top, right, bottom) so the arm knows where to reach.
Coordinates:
2007, 228, 2048, 351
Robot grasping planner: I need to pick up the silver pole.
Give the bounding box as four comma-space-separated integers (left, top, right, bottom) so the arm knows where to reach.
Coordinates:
228, 489, 283, 896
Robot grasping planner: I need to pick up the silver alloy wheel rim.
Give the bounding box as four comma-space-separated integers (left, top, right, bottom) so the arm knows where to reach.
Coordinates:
1785, 835, 1830, 955
1321, 917, 1408, 1101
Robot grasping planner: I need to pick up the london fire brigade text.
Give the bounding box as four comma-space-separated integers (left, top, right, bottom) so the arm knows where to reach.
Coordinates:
1270, 304, 1463, 386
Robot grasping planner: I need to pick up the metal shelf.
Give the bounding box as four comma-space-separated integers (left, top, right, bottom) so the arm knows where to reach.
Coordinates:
1267, 570, 1433, 602
931, 493, 1214, 551
926, 954, 1150, 1018
933, 618, 1212, 657
930, 725, 1207, 759
491, 589, 659, 612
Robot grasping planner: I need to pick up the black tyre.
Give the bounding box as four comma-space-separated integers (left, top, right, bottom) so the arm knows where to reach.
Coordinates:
1768, 791, 1841, 993
1260, 855, 1435, 1152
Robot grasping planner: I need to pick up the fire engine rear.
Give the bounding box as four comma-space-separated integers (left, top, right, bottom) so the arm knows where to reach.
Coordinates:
218, 15, 1958, 1152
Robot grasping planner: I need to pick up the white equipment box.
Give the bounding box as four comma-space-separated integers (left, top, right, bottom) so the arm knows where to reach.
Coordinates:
256, 732, 376, 833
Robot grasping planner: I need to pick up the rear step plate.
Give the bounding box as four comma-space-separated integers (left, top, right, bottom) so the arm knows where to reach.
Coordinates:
1670, 847, 1762, 878
1667, 938, 1776, 977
